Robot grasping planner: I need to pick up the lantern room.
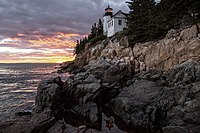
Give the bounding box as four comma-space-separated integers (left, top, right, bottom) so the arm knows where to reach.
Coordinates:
104, 5, 113, 16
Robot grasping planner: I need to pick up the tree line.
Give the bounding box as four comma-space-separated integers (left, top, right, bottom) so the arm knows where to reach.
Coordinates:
75, 19, 105, 55
126, 0, 200, 45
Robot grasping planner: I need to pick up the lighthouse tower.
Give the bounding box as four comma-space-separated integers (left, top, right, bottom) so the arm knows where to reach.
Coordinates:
103, 5, 113, 36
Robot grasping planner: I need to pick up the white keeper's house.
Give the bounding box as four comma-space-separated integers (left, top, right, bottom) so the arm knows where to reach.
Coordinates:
103, 5, 127, 37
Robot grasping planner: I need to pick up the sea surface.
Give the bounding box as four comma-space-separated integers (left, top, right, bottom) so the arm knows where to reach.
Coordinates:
0, 63, 69, 121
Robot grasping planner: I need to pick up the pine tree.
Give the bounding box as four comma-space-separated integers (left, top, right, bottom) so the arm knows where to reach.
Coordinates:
126, 0, 156, 44
74, 40, 80, 55
159, 0, 200, 29
191, 0, 200, 15
97, 19, 103, 36
90, 23, 97, 38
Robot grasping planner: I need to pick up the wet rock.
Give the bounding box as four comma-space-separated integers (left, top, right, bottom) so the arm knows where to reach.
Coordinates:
63, 124, 100, 133
0, 114, 100, 133
112, 80, 161, 126
47, 121, 65, 133
76, 83, 101, 94
102, 61, 129, 83
190, 126, 200, 133
63, 123, 76, 133
84, 58, 111, 77
72, 102, 99, 124
84, 129, 101, 133
34, 77, 63, 113
73, 72, 88, 82
54, 77, 64, 87
0, 116, 31, 133
162, 126, 188, 133
60, 61, 75, 73
23, 112, 56, 133
77, 125, 87, 133
2, 112, 56, 133
166, 60, 196, 85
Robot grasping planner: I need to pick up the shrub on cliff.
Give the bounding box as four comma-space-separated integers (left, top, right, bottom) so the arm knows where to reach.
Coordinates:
89, 34, 107, 46
75, 19, 104, 55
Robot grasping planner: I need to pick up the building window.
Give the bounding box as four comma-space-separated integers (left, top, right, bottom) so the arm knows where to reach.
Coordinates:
118, 20, 122, 25
112, 20, 113, 26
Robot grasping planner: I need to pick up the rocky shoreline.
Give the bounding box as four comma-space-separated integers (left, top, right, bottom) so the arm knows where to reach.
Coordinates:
1, 25, 200, 133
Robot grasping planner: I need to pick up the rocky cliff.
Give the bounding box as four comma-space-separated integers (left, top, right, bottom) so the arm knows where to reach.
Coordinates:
62, 25, 200, 74
1, 25, 200, 133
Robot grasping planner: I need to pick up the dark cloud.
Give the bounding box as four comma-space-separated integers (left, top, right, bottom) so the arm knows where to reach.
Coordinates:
0, 0, 129, 63
0, 0, 128, 37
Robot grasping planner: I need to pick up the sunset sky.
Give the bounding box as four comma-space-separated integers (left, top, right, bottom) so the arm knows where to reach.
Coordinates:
0, 0, 128, 63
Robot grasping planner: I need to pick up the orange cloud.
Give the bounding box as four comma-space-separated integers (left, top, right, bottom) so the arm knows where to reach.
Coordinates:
0, 32, 85, 63
27, 33, 76, 48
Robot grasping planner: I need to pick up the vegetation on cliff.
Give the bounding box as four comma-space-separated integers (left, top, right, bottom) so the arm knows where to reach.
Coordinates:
126, 0, 200, 46
75, 19, 106, 55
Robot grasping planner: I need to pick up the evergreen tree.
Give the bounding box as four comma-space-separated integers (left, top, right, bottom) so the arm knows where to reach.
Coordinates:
85, 36, 89, 43
159, 0, 200, 29
97, 19, 103, 36
127, 0, 200, 46
191, 0, 200, 15
90, 23, 97, 38
126, 0, 156, 44
74, 40, 80, 55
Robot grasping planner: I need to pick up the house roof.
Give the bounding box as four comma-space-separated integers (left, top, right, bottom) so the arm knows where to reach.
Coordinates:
112, 10, 128, 18
106, 10, 127, 23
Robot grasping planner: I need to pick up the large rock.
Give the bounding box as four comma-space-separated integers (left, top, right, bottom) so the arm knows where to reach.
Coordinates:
110, 60, 200, 132
0, 114, 100, 133
2, 112, 56, 133
165, 60, 197, 85
83, 58, 130, 84
47, 121, 66, 133
74, 102, 98, 123
162, 126, 189, 133
34, 77, 64, 113
112, 80, 161, 126
180, 25, 199, 40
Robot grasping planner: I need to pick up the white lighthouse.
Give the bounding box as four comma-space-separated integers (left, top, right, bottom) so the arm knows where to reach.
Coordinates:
103, 5, 127, 37
103, 5, 113, 36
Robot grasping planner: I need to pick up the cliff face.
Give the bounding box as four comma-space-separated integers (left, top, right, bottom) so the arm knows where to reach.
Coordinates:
48, 25, 200, 133
69, 25, 200, 73
4, 25, 200, 133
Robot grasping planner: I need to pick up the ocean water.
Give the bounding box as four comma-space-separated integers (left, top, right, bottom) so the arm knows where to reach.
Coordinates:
0, 63, 68, 121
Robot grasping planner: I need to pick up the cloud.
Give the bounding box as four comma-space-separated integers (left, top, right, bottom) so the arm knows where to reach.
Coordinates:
0, 0, 128, 37
0, 0, 128, 63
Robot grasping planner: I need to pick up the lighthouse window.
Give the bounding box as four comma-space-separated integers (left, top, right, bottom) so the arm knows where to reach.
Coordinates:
118, 20, 122, 25
108, 21, 113, 28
